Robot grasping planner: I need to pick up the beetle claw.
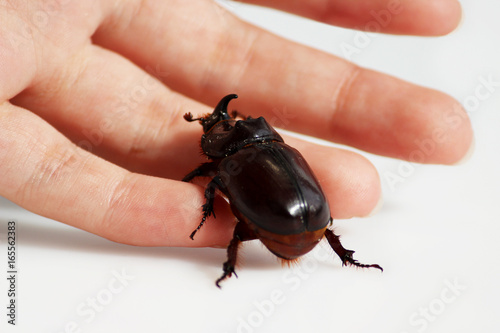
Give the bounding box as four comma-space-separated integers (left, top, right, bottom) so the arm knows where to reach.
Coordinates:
324, 229, 383, 272
189, 229, 198, 240
215, 276, 226, 289
189, 215, 208, 240
341, 251, 383, 272
215, 264, 237, 289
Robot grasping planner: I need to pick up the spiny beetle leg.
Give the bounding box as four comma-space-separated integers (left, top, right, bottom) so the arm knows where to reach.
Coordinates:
189, 176, 221, 240
324, 228, 383, 272
216, 231, 241, 288
182, 162, 216, 182
216, 221, 257, 288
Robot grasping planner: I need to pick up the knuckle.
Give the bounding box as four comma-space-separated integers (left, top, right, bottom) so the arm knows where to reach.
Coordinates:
17, 142, 80, 203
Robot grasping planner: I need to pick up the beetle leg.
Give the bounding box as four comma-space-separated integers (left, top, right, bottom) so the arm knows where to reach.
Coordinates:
216, 221, 257, 288
182, 162, 217, 182
188, 176, 222, 240
324, 229, 383, 272
216, 235, 239, 288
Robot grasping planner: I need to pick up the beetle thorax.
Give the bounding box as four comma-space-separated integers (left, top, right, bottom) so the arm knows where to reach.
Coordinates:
201, 117, 284, 158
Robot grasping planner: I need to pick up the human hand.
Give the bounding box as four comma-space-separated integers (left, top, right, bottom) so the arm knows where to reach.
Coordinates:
0, 0, 472, 247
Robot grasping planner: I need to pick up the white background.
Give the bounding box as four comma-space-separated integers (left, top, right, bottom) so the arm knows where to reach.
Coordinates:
1, 1, 499, 332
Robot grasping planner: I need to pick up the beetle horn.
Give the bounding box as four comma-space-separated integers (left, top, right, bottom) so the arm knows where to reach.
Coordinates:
200, 94, 238, 132
214, 94, 238, 117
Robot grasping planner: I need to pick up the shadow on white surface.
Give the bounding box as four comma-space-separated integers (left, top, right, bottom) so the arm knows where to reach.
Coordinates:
0, 196, 282, 271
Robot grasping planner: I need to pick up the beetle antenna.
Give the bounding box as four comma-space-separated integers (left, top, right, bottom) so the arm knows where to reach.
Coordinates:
184, 112, 203, 122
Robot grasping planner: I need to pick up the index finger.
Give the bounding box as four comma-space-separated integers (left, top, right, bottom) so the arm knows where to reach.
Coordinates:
0, 102, 234, 247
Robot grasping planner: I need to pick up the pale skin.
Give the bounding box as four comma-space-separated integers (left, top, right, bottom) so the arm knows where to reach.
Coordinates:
0, 0, 472, 248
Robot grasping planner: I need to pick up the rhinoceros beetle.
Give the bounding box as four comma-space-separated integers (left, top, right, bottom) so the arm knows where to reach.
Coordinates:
183, 94, 382, 287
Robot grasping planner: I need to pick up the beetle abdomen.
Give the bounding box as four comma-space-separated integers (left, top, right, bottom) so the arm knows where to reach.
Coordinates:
219, 142, 330, 236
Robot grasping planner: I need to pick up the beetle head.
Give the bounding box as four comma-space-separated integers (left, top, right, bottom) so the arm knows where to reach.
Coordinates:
186, 94, 284, 158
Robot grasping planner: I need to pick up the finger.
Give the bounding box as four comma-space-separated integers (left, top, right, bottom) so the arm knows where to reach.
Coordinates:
237, 0, 462, 36
93, 0, 472, 164
285, 137, 381, 219
0, 102, 235, 247
11, 43, 206, 180
3, 1, 195, 178
0, 0, 106, 101
0, 5, 39, 101
0, 102, 377, 250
